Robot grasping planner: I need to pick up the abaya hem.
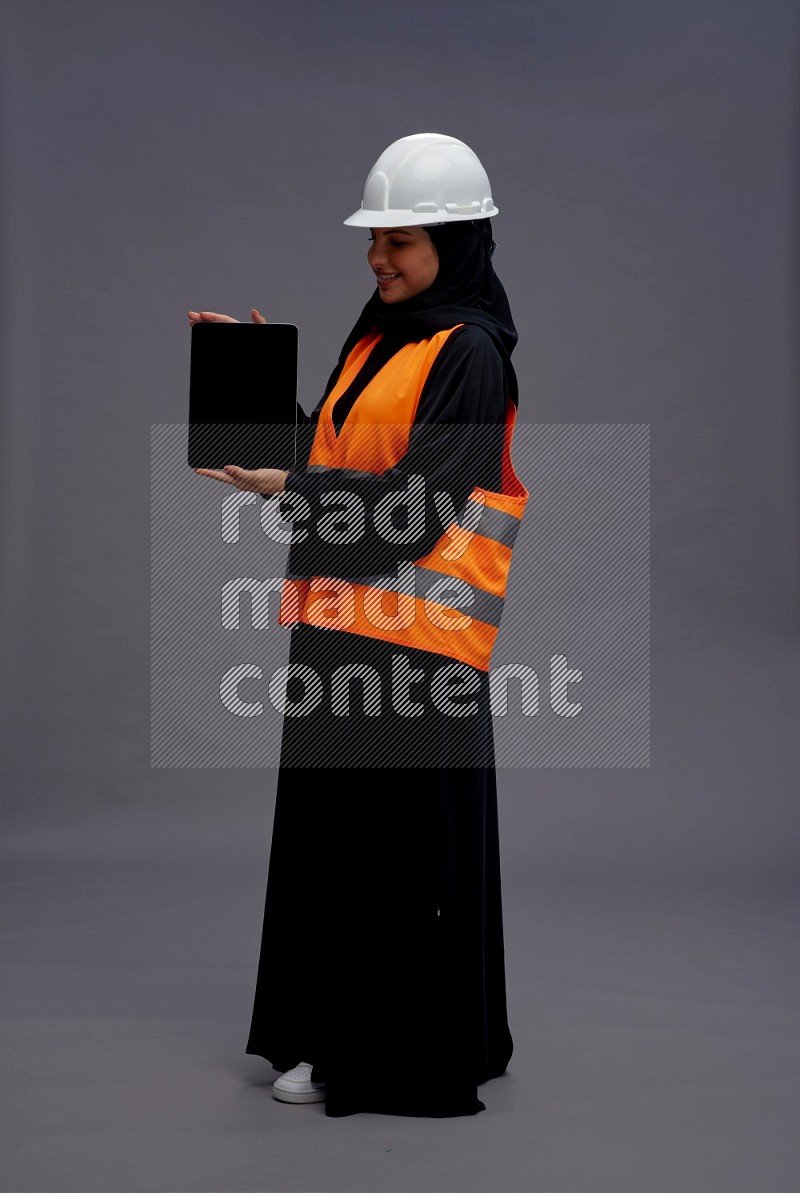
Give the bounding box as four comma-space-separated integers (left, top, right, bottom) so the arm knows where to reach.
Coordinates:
244, 1039, 512, 1118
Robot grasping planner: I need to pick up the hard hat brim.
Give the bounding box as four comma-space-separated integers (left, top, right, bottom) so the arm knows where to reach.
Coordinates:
343, 206, 498, 228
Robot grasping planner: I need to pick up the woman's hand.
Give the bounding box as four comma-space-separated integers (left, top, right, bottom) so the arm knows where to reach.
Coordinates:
194, 465, 289, 494
187, 308, 267, 325
188, 308, 283, 492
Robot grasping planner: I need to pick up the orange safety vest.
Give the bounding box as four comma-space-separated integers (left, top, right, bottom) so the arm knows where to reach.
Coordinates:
278, 324, 528, 672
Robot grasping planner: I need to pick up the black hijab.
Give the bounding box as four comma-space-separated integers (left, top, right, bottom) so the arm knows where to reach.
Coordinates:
322, 219, 519, 406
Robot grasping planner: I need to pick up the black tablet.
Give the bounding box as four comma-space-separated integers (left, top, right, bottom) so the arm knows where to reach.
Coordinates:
188, 322, 299, 471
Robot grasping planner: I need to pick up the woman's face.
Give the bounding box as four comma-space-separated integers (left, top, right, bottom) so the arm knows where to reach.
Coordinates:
367, 226, 439, 303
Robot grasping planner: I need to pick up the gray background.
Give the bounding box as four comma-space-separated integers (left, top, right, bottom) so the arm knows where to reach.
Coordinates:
1, 1, 798, 1190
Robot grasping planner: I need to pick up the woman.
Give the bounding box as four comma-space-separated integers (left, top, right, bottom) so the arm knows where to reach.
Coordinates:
190, 133, 527, 1118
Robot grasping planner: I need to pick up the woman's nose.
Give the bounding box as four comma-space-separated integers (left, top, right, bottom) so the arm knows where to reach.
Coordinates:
368, 243, 387, 267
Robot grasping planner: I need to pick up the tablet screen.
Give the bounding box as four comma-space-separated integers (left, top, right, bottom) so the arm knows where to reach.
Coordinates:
188, 322, 299, 470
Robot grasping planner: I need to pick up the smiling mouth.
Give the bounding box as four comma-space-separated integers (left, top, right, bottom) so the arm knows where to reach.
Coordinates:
376, 273, 401, 285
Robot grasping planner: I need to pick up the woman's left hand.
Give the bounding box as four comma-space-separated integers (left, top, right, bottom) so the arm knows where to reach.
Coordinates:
194, 465, 289, 494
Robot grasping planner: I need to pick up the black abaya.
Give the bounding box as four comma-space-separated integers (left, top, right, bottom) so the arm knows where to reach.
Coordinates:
244, 323, 515, 1117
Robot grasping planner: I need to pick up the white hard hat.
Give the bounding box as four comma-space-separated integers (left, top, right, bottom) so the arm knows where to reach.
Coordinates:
343, 132, 499, 227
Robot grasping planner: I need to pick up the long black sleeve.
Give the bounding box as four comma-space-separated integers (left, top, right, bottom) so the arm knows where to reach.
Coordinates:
276, 324, 508, 578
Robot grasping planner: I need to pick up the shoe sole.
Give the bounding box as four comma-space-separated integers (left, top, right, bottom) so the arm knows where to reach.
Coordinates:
272, 1086, 326, 1104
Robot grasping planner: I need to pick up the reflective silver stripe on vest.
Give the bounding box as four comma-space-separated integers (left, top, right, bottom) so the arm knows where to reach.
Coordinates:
464, 499, 521, 549
286, 566, 505, 629
415, 566, 504, 628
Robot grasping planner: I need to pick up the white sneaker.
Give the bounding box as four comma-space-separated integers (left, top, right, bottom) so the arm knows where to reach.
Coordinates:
272, 1061, 326, 1104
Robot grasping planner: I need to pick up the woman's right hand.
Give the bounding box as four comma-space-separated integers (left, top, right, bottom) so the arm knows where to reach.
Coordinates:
187, 308, 267, 325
